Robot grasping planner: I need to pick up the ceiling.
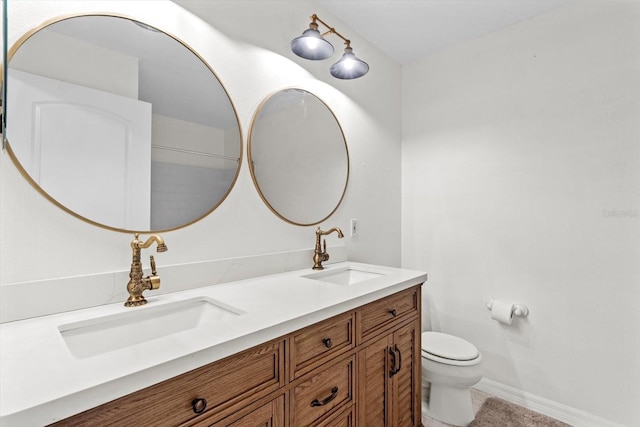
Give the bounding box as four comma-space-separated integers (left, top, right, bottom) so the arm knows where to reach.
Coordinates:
316, 0, 572, 64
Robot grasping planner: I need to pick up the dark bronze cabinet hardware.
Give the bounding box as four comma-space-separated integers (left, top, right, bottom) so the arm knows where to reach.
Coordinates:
191, 398, 207, 414
394, 345, 402, 375
389, 347, 397, 377
310, 386, 339, 407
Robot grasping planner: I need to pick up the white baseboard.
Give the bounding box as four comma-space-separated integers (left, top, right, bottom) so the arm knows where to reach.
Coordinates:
474, 378, 626, 427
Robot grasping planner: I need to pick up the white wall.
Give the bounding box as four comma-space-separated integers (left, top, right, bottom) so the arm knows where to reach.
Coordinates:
0, 0, 401, 294
401, 2, 640, 426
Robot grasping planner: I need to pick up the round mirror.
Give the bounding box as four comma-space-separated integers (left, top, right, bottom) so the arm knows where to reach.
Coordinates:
6, 14, 242, 232
249, 89, 349, 226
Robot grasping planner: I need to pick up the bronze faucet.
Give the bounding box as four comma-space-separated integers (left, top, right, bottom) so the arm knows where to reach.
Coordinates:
313, 226, 344, 270
125, 233, 168, 307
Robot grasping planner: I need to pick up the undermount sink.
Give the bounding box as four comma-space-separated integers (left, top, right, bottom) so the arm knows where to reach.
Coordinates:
58, 297, 244, 358
303, 266, 386, 286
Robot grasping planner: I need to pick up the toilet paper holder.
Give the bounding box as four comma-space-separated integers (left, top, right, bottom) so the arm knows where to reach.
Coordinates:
485, 299, 529, 317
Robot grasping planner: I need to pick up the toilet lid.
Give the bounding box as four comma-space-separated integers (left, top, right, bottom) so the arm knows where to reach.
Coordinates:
421, 331, 479, 362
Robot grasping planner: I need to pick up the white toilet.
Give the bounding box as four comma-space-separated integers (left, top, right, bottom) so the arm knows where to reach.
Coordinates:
421, 331, 483, 427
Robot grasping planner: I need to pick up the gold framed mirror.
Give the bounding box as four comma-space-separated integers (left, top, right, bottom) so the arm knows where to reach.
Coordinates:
5, 13, 242, 232
249, 88, 349, 226
1, 0, 7, 147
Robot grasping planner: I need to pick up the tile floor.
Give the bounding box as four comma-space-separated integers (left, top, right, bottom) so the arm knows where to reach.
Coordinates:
422, 388, 493, 427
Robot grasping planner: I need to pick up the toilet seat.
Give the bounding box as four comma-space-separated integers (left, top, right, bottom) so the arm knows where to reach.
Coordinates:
421, 332, 480, 367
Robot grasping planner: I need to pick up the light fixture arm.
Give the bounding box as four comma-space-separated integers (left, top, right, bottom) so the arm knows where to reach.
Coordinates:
311, 14, 351, 47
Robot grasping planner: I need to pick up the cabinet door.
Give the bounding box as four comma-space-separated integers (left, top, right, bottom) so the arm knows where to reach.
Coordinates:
358, 334, 393, 427
358, 318, 421, 427
391, 318, 421, 427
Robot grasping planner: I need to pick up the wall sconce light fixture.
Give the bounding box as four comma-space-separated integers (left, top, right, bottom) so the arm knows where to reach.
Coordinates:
291, 14, 369, 80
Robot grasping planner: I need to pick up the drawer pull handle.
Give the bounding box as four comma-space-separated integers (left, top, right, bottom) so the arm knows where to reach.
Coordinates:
322, 338, 333, 348
389, 309, 397, 317
389, 347, 397, 377
311, 386, 339, 407
192, 398, 207, 414
394, 344, 402, 374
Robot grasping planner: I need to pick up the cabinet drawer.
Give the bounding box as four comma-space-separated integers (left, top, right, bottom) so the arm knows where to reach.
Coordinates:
201, 394, 285, 427
51, 341, 284, 427
315, 406, 354, 427
359, 287, 419, 343
290, 311, 354, 379
291, 355, 354, 427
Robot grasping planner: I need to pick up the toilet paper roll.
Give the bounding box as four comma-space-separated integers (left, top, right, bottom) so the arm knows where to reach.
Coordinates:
490, 299, 514, 325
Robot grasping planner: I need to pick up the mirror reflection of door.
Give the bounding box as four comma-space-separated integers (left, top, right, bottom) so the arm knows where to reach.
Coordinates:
10, 69, 152, 230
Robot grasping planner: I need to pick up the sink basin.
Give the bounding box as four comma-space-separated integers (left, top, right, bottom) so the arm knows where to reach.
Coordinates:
303, 266, 386, 286
59, 297, 244, 358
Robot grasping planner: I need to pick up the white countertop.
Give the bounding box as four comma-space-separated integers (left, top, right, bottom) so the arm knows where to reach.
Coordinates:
0, 262, 426, 426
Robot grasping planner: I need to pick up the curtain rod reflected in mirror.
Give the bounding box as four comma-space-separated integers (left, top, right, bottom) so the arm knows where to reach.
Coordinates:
5, 13, 243, 233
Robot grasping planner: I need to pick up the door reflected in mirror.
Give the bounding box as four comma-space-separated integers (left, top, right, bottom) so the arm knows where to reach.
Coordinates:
6, 14, 242, 232
249, 89, 349, 226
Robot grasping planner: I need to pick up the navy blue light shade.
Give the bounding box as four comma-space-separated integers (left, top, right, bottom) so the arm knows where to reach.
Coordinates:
290, 28, 334, 60
329, 47, 369, 79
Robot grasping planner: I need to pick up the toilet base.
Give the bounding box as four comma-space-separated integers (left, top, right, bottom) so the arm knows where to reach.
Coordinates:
422, 383, 475, 427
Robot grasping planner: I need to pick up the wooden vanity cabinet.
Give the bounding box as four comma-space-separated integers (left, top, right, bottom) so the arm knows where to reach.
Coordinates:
49, 285, 421, 427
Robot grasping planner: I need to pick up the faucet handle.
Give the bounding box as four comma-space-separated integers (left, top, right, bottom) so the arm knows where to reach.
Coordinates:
323, 240, 331, 262
150, 255, 157, 275
148, 255, 161, 291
